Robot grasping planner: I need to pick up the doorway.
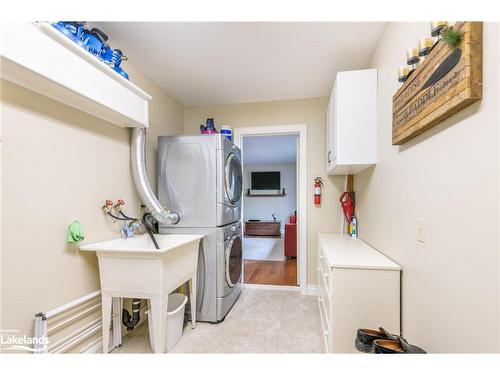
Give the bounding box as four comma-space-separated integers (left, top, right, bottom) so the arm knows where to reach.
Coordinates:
234, 125, 307, 293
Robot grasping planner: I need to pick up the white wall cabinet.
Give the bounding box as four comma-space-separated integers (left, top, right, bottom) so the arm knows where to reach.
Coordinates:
317, 233, 400, 353
0, 22, 151, 128
326, 69, 377, 175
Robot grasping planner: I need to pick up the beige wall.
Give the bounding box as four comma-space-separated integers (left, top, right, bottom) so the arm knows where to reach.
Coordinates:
184, 98, 344, 286
0, 61, 184, 346
356, 22, 500, 353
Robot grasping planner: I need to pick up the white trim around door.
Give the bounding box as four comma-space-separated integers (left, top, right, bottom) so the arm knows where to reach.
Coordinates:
234, 124, 308, 295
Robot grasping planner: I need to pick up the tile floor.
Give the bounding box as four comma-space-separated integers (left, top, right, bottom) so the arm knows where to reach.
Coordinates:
112, 288, 325, 354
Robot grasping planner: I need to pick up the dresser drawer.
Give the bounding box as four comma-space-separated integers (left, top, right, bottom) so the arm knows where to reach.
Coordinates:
320, 253, 330, 277
319, 273, 331, 314
318, 247, 335, 299
318, 293, 330, 332
318, 247, 326, 271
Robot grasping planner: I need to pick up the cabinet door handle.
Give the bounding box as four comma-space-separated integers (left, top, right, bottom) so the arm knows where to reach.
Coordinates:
327, 151, 332, 163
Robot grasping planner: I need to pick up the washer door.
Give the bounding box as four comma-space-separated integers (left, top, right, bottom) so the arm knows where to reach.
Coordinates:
224, 153, 242, 205
225, 235, 242, 287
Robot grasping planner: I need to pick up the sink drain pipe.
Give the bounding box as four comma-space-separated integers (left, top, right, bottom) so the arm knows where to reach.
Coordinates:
122, 128, 180, 331
122, 299, 142, 331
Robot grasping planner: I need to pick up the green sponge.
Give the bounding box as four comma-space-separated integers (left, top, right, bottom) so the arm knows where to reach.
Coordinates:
66, 221, 84, 243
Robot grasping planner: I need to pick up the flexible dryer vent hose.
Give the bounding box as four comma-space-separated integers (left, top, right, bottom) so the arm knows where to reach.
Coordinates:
131, 128, 179, 224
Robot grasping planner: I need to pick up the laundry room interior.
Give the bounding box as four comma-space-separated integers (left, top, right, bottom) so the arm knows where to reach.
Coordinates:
1, 4, 500, 362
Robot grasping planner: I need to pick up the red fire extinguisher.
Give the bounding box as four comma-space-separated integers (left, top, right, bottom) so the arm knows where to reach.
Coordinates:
314, 177, 323, 205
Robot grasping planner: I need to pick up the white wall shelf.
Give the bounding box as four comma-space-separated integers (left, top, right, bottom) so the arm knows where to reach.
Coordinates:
0, 22, 151, 128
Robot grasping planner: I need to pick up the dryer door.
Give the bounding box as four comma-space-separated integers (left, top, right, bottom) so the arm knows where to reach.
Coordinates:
224, 153, 242, 206
225, 234, 242, 288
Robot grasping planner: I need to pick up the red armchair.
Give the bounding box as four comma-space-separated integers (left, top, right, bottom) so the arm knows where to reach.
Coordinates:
284, 212, 297, 258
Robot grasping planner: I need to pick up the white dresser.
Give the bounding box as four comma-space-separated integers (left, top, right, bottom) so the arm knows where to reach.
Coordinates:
317, 233, 401, 353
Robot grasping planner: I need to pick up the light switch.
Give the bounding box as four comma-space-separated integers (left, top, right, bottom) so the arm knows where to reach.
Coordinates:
416, 218, 425, 243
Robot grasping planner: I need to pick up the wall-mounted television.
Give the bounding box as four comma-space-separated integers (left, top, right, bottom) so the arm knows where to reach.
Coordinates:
251, 171, 281, 190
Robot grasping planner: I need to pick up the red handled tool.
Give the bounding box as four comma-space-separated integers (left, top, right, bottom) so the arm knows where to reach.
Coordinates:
339, 191, 355, 223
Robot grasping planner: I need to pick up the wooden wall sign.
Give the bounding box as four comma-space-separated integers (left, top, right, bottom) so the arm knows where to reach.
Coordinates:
392, 22, 482, 145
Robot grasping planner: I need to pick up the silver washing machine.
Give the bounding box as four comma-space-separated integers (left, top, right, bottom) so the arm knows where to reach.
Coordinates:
159, 222, 242, 322
157, 134, 243, 322
217, 221, 242, 318
158, 134, 242, 228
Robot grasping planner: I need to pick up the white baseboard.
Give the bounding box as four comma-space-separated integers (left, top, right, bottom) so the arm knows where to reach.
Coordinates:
242, 283, 318, 296
305, 285, 318, 296
243, 283, 300, 292
80, 337, 103, 354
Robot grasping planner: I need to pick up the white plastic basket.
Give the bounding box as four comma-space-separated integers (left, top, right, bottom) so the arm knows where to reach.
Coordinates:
147, 293, 188, 352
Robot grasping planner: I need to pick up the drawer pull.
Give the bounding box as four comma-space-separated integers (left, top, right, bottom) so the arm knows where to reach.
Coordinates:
324, 329, 330, 336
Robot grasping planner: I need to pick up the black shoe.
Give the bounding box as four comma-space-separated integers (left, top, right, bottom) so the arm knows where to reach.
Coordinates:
355, 327, 398, 353
372, 337, 426, 354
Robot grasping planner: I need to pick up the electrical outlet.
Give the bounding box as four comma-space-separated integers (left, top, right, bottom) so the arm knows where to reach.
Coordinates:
416, 218, 426, 243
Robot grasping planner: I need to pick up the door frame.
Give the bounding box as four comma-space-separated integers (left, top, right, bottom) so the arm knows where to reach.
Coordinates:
234, 124, 308, 295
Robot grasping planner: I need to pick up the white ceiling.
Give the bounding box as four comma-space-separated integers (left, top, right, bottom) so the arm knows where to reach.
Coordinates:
243, 135, 297, 165
96, 22, 386, 106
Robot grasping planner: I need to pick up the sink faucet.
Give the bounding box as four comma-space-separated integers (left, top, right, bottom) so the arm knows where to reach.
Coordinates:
121, 221, 141, 239
102, 199, 160, 250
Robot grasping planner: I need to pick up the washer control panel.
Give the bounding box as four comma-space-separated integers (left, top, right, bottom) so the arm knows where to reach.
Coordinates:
223, 221, 241, 241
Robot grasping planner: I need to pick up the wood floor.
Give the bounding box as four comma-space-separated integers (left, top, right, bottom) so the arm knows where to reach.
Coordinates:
244, 258, 297, 286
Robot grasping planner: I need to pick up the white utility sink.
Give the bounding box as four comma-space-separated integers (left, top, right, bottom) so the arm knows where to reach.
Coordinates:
80, 234, 202, 253
80, 234, 203, 353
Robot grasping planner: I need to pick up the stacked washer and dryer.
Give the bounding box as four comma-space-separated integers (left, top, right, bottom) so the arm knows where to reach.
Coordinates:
158, 134, 243, 322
